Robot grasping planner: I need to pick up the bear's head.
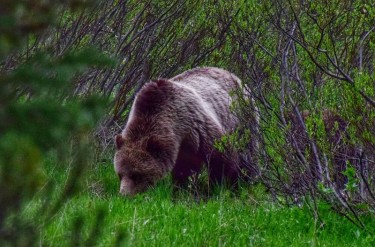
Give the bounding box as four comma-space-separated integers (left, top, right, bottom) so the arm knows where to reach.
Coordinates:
114, 134, 170, 196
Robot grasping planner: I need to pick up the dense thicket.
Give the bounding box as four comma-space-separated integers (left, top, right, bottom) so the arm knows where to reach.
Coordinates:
0, 0, 120, 245
1, 0, 374, 244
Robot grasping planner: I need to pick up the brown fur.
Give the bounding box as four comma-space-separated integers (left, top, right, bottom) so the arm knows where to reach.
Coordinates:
114, 67, 244, 195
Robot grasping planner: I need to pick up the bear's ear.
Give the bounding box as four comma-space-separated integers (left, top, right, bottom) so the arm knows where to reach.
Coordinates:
151, 79, 169, 87
115, 134, 125, 150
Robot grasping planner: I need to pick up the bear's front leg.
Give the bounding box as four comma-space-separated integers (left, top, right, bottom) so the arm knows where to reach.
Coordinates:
206, 150, 240, 187
172, 149, 203, 188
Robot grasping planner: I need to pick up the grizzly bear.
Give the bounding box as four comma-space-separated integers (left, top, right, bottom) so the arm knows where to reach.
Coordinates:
114, 67, 247, 196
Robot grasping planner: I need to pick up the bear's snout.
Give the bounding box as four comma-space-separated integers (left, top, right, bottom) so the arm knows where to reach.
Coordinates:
119, 179, 135, 196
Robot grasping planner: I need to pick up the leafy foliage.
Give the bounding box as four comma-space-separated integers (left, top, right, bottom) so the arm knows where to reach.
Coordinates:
1, 0, 374, 244
0, 1, 115, 246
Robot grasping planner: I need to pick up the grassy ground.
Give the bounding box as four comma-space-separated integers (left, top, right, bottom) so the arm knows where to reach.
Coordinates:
28, 162, 375, 247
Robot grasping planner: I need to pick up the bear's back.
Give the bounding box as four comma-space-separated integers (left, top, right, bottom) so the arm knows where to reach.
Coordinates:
171, 67, 240, 91
125, 67, 240, 137
171, 67, 240, 131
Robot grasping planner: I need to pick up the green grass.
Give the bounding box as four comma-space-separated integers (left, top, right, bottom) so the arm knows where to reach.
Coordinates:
28, 162, 375, 246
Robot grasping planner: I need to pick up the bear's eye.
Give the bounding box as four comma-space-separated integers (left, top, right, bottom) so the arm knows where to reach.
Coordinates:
129, 173, 142, 181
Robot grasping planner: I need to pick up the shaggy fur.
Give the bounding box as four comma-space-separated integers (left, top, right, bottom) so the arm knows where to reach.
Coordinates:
114, 67, 244, 195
